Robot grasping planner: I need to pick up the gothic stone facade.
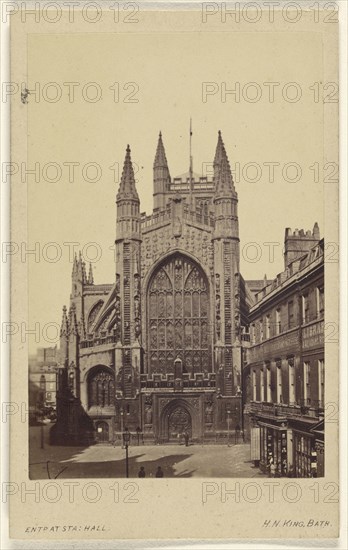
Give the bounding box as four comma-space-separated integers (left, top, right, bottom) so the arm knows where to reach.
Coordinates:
52, 131, 252, 445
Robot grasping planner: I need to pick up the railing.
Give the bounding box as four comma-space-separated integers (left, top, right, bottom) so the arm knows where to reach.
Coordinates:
248, 400, 324, 419
247, 328, 300, 362
140, 372, 216, 390
84, 283, 113, 292
80, 332, 118, 349
140, 204, 215, 231
141, 209, 171, 229
248, 316, 325, 358
182, 208, 215, 228
169, 179, 214, 192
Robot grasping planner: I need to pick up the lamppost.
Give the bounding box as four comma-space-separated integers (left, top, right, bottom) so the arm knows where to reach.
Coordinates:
234, 406, 241, 444
227, 409, 231, 447
122, 427, 131, 478
120, 410, 124, 446
115, 396, 125, 447
136, 426, 141, 446
36, 399, 45, 449
40, 420, 44, 449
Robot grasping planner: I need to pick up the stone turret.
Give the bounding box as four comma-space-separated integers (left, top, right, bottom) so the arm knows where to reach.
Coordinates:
116, 145, 141, 242
213, 131, 239, 244
115, 144, 142, 399
284, 223, 320, 268
213, 130, 236, 195
212, 131, 241, 397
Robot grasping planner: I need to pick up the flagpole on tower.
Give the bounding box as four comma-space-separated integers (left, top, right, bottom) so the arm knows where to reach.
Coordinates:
189, 118, 193, 209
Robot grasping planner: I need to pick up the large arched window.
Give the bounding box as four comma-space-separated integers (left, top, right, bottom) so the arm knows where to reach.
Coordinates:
87, 301, 104, 332
88, 368, 115, 408
147, 255, 211, 375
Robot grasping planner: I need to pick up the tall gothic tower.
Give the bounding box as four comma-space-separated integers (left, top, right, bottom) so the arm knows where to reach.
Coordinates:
115, 145, 142, 400
212, 131, 241, 397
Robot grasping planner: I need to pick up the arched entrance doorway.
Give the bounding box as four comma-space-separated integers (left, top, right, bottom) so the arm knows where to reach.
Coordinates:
160, 399, 199, 442
95, 421, 109, 443
168, 406, 192, 441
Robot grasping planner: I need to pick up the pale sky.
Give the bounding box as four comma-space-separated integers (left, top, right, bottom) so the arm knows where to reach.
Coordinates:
27, 30, 325, 350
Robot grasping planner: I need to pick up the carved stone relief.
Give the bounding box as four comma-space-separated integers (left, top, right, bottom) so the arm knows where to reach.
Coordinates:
140, 226, 213, 277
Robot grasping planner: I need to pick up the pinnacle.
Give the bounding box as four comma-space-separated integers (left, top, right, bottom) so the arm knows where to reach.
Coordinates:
81, 261, 87, 284
214, 130, 235, 196
88, 263, 94, 285
117, 144, 139, 201
68, 303, 78, 335
154, 131, 169, 169
72, 253, 78, 276
214, 130, 227, 167
60, 305, 69, 336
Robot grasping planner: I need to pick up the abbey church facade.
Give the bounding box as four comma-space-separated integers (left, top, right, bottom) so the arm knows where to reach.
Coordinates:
52, 131, 254, 444
51, 131, 324, 466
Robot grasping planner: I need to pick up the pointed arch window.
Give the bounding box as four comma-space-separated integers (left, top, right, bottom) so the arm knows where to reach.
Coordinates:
147, 255, 211, 375
87, 301, 104, 332
88, 368, 115, 408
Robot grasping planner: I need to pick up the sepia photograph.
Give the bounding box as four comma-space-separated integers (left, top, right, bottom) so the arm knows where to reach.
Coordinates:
4, 1, 343, 544
28, 128, 325, 481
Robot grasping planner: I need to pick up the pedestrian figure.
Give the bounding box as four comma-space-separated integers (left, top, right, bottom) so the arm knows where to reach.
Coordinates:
270, 463, 276, 478
138, 466, 146, 478
155, 466, 164, 478
267, 456, 273, 477
184, 431, 189, 447
287, 465, 294, 478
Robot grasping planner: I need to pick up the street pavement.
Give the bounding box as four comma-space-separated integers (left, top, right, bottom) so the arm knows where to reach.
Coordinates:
29, 426, 266, 479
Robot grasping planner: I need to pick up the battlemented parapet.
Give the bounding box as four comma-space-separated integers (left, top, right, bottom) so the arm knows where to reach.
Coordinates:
284, 222, 320, 268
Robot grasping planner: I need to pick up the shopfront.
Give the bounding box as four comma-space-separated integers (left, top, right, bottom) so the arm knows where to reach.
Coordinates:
292, 430, 316, 477
309, 420, 325, 477
259, 423, 288, 475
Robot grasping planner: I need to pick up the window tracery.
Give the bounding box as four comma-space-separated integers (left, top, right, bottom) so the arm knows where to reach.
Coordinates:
148, 256, 211, 374
87, 301, 104, 331
88, 369, 115, 408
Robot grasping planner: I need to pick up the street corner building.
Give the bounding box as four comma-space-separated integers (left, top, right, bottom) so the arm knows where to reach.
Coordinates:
49, 130, 325, 477
243, 227, 325, 477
